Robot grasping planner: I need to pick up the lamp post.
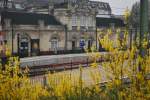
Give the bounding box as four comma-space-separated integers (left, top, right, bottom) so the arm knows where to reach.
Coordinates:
129, 26, 133, 51
96, 22, 98, 50
138, 0, 149, 71
95, 11, 98, 51
64, 24, 68, 52
17, 33, 20, 56
11, 20, 14, 56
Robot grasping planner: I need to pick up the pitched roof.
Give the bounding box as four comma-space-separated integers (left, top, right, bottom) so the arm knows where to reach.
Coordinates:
96, 17, 125, 27
1, 11, 62, 25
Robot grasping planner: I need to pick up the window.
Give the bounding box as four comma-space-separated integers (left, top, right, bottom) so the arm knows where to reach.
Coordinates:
80, 16, 85, 26
72, 16, 77, 26
15, 4, 24, 9
88, 27, 93, 30
4, 19, 11, 28
72, 26, 77, 30
38, 20, 44, 28
104, 3, 108, 9
51, 39, 58, 51
87, 17, 92, 26
80, 26, 86, 31
20, 37, 29, 57
86, 16, 95, 27
99, 3, 104, 9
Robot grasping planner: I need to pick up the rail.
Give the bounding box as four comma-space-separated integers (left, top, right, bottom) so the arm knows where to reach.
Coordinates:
20, 53, 108, 76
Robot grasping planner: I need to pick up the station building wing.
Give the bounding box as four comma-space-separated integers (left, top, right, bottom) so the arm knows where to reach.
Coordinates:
1, 11, 62, 26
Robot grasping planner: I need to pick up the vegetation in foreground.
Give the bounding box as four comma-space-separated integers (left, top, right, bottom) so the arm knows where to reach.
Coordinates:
0, 10, 150, 100
0, 27, 150, 100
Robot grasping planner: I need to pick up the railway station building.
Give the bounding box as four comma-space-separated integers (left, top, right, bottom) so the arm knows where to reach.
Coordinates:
0, 0, 125, 58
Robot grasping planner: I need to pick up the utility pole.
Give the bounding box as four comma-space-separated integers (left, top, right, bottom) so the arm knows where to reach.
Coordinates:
95, 10, 98, 51
17, 34, 20, 56
11, 21, 14, 56
96, 23, 98, 50
64, 25, 68, 51
138, 0, 149, 72
140, 0, 149, 57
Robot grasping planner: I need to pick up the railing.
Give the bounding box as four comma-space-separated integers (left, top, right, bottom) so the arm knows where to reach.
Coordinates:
20, 53, 108, 76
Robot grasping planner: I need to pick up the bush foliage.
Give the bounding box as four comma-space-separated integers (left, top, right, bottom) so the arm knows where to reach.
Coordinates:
0, 10, 150, 100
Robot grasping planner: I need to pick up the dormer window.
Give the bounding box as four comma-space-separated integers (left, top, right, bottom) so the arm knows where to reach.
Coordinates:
38, 20, 44, 28
104, 3, 108, 9
15, 4, 24, 9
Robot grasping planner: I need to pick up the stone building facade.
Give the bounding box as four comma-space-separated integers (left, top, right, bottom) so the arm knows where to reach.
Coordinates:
0, 0, 125, 57
50, 0, 117, 51
52, 0, 97, 51
0, 11, 65, 57
20, 0, 113, 52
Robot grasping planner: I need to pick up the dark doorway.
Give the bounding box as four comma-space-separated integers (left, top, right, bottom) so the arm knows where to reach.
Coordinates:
31, 39, 39, 56
72, 41, 76, 53
72, 41, 76, 49
20, 38, 29, 57
88, 40, 92, 51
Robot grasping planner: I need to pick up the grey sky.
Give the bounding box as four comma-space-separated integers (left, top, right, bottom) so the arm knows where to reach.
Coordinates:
92, 0, 140, 15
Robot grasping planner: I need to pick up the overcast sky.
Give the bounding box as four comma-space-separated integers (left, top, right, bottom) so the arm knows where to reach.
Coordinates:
92, 0, 140, 15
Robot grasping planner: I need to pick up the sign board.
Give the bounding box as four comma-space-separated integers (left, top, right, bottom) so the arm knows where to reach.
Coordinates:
80, 40, 85, 48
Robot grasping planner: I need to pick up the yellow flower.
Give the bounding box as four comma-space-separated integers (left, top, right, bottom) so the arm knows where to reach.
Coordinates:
91, 63, 98, 68
114, 79, 121, 86
137, 73, 144, 80
5, 48, 11, 56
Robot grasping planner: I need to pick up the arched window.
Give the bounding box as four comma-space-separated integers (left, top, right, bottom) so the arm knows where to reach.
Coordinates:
51, 37, 58, 49
50, 36, 59, 54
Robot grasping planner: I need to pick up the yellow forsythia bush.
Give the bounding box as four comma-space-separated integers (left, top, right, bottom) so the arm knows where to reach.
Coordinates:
0, 29, 150, 100
97, 28, 150, 100
0, 57, 49, 100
